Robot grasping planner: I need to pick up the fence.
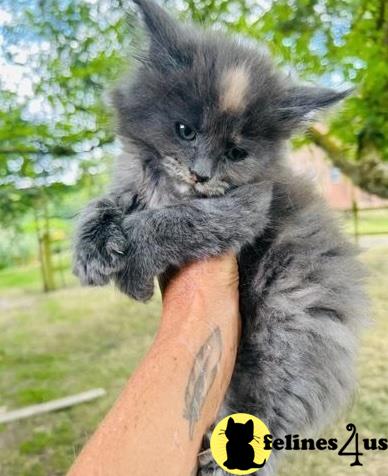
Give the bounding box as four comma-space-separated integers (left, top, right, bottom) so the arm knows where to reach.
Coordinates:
342, 204, 388, 244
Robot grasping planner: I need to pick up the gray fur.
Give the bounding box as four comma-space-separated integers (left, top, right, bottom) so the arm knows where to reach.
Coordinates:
73, 1, 367, 474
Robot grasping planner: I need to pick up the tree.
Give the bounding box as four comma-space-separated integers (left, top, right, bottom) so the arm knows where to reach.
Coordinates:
0, 0, 132, 289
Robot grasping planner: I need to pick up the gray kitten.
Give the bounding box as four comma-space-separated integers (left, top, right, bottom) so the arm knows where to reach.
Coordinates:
73, 1, 367, 474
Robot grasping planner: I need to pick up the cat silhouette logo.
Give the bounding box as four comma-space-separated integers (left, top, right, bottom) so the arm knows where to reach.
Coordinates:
210, 413, 272, 474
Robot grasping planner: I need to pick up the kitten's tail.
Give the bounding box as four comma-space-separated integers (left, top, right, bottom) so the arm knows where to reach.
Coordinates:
252, 459, 267, 468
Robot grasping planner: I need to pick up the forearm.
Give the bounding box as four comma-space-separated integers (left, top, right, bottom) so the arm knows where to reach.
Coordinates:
68, 255, 240, 476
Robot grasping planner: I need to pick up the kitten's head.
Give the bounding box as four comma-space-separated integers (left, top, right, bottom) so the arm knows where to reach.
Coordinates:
225, 417, 254, 444
113, 0, 348, 197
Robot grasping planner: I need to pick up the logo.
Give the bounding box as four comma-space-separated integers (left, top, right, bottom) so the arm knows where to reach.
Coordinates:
210, 413, 272, 474
211, 415, 387, 472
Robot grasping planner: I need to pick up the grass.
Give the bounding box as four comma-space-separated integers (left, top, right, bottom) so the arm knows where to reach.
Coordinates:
0, 282, 161, 476
0, 264, 43, 291
0, 252, 75, 294
0, 246, 387, 475
343, 209, 388, 236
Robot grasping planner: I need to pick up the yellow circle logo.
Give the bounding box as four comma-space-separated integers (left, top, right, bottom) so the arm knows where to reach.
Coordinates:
210, 413, 272, 474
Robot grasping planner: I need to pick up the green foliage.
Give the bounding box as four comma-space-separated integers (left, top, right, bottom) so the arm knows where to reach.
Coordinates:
0, 0, 129, 223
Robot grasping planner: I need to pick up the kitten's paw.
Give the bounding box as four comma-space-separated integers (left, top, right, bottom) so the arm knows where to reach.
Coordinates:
73, 198, 128, 285
108, 214, 156, 301
115, 268, 155, 302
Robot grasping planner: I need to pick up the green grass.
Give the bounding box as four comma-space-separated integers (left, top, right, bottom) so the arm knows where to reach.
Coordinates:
0, 246, 387, 476
343, 209, 388, 236
0, 283, 160, 476
0, 252, 75, 293
0, 264, 42, 290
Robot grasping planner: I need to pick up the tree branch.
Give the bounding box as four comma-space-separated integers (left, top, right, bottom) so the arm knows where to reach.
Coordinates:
308, 126, 388, 199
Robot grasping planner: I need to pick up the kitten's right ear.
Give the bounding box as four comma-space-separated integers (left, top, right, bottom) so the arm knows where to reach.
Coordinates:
133, 0, 190, 69
245, 419, 254, 435
272, 85, 352, 136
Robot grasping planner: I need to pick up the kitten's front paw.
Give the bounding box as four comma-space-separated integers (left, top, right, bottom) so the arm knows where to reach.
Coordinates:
73, 198, 128, 286
114, 267, 155, 302
109, 214, 156, 301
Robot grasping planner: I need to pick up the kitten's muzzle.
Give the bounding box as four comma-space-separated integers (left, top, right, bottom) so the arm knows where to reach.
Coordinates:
189, 155, 213, 184
189, 168, 210, 183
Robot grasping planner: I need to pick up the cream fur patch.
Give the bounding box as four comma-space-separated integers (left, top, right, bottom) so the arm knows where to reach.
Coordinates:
219, 66, 250, 112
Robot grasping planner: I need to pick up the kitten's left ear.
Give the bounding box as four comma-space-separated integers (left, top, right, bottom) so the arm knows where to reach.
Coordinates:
226, 417, 235, 429
274, 86, 352, 135
133, 0, 191, 69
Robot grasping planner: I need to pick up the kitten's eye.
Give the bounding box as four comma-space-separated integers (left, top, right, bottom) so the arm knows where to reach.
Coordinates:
226, 146, 248, 162
175, 122, 196, 141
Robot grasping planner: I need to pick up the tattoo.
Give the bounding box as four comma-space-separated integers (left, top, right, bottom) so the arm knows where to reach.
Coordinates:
183, 327, 222, 439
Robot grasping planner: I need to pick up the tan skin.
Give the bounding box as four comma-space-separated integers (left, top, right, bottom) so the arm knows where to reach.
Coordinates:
68, 253, 241, 476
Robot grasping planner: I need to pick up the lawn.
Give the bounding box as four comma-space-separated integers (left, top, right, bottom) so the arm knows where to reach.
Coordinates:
343, 208, 388, 237
0, 246, 387, 475
0, 281, 161, 476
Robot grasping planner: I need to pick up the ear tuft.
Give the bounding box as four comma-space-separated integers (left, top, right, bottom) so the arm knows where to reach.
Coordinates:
279, 86, 352, 113
132, 0, 189, 69
133, 0, 177, 43
274, 86, 352, 135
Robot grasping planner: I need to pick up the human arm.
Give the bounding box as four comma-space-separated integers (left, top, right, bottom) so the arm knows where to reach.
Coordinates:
67, 253, 240, 476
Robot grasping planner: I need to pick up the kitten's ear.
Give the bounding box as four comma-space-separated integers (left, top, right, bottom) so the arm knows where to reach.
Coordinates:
274, 86, 352, 135
245, 419, 254, 435
133, 0, 190, 69
226, 417, 235, 429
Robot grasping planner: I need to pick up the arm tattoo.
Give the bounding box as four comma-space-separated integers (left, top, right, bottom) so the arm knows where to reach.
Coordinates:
183, 327, 222, 439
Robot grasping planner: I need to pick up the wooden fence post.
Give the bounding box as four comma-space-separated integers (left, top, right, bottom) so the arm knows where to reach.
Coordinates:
351, 199, 359, 245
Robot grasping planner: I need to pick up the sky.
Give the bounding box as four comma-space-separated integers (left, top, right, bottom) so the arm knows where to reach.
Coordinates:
0, 5, 37, 100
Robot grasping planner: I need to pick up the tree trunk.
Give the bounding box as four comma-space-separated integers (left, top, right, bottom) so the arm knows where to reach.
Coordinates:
42, 198, 56, 292
33, 208, 49, 292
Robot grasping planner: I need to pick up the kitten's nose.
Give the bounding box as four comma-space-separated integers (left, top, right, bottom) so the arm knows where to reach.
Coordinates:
189, 169, 210, 183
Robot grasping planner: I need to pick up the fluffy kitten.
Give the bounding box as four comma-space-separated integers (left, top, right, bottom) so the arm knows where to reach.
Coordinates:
73, 1, 367, 474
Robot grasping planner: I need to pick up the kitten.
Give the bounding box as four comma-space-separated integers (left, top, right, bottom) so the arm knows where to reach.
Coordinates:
73, 1, 367, 474
223, 418, 266, 470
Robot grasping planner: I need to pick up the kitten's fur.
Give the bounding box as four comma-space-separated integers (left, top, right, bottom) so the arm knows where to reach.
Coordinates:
73, 1, 367, 474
